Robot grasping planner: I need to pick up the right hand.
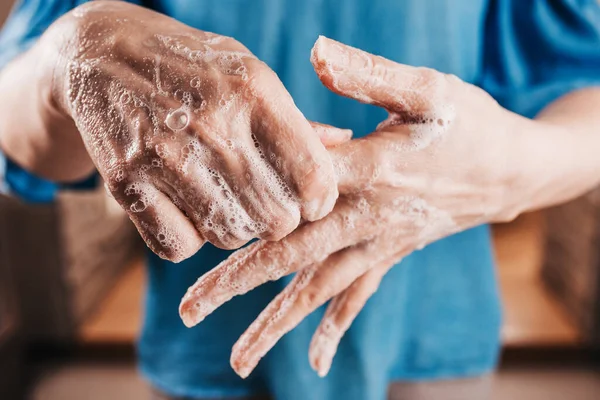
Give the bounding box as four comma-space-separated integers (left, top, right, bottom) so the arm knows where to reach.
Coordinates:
179, 36, 527, 377
47, 2, 348, 261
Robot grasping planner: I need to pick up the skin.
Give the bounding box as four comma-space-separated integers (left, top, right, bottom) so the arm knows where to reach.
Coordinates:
2, 0, 600, 381
0, 2, 349, 262
179, 37, 600, 378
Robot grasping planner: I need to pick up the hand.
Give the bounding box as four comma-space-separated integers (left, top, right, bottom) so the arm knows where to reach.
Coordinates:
179, 37, 529, 376
50, 2, 348, 261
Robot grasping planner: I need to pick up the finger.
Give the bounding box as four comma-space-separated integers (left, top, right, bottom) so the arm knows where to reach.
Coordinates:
328, 137, 384, 195
144, 77, 298, 249
248, 65, 338, 222
177, 67, 303, 244
109, 57, 277, 250
233, 135, 302, 242
311, 36, 448, 118
310, 121, 353, 147
329, 131, 423, 195
179, 198, 383, 327
108, 179, 205, 262
309, 255, 400, 377
112, 80, 244, 251
158, 89, 300, 247
106, 78, 206, 261
154, 132, 266, 251
229, 243, 376, 378
156, 165, 256, 251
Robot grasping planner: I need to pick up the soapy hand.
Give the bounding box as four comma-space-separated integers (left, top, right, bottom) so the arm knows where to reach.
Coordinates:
180, 37, 528, 376
51, 2, 347, 261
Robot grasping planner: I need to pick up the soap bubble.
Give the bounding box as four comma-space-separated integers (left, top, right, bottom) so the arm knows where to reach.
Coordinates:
165, 108, 190, 131
130, 199, 147, 212
119, 92, 131, 105
190, 77, 201, 88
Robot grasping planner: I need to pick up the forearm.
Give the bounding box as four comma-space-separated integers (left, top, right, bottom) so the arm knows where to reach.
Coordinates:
514, 87, 600, 214
0, 16, 94, 182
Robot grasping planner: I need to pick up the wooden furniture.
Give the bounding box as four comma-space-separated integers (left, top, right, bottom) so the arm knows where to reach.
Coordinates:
495, 213, 580, 346
542, 192, 600, 343
0, 196, 24, 400
1, 190, 139, 341
79, 258, 145, 345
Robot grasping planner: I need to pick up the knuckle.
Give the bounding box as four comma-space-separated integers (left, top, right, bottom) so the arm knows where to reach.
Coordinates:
218, 235, 248, 251
371, 61, 396, 84
162, 241, 196, 263
338, 283, 377, 317
153, 242, 181, 262
199, 229, 226, 249
242, 59, 279, 98
339, 296, 361, 317
127, 215, 175, 261
301, 161, 337, 196
442, 72, 462, 85
415, 67, 442, 86
244, 58, 274, 82
103, 168, 130, 197
411, 67, 452, 107
298, 165, 338, 221
263, 208, 300, 240
298, 286, 321, 311
199, 219, 247, 250
417, 68, 447, 94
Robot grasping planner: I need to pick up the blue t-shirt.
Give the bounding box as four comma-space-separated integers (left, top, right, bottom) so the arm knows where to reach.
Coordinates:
2, 1, 600, 399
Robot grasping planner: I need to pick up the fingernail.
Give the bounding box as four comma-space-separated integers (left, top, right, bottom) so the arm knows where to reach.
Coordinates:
179, 307, 204, 328
179, 296, 212, 327
302, 189, 336, 221
317, 362, 330, 378
231, 355, 255, 379
236, 365, 252, 379
312, 36, 341, 62
341, 128, 353, 141
311, 36, 348, 73
310, 35, 326, 66
311, 37, 374, 105
310, 353, 331, 378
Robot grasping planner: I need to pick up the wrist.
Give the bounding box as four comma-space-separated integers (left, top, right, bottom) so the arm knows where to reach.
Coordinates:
500, 117, 576, 221
491, 114, 546, 223
43, 1, 122, 117
13, 10, 98, 181
39, 11, 80, 119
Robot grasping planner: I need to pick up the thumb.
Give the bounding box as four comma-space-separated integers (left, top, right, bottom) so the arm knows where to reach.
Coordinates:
328, 136, 385, 195
311, 36, 445, 119
310, 121, 352, 147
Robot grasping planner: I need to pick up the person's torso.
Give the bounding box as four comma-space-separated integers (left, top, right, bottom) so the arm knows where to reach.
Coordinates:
137, 2, 502, 400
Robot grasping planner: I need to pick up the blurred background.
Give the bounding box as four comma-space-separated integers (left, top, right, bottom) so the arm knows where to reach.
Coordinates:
0, 1, 599, 400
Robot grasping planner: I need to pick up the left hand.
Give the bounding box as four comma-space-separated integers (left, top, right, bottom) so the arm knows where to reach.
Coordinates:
42, 2, 349, 261
179, 37, 538, 377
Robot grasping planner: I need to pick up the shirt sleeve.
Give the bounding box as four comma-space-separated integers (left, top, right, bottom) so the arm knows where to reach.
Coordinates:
481, 0, 600, 118
0, 0, 94, 202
